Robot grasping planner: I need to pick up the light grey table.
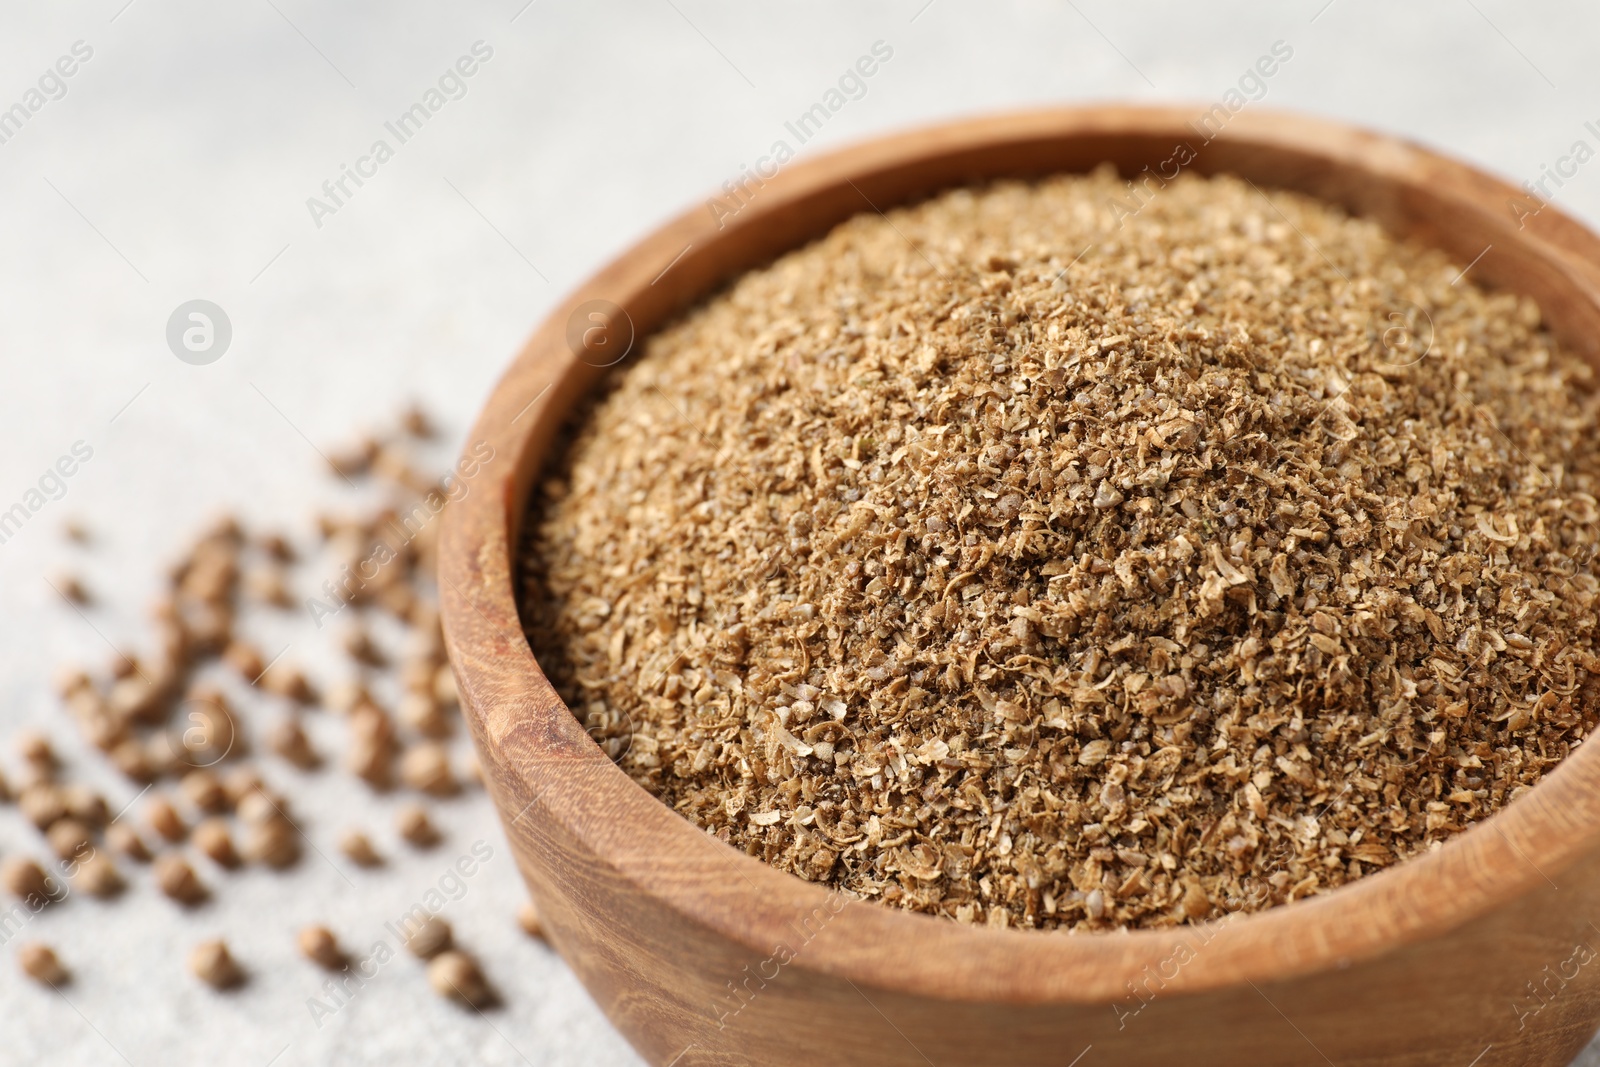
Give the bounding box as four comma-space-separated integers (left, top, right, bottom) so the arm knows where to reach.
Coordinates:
2, 2, 1598, 1063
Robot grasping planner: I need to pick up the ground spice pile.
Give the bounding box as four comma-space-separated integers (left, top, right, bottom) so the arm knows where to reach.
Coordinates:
522, 169, 1600, 931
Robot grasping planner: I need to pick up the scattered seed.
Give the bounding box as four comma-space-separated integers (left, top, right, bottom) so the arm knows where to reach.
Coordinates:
372, 445, 426, 491
12, 406, 493, 1006
399, 743, 456, 797
189, 939, 243, 989
146, 796, 186, 843
180, 769, 228, 814
107, 678, 161, 726
326, 680, 370, 716
223, 641, 266, 682
403, 914, 452, 959
144, 734, 186, 780
45, 819, 93, 862
345, 705, 394, 787
268, 716, 319, 769
60, 785, 108, 828
400, 404, 433, 438
154, 855, 208, 906
193, 819, 240, 868
399, 658, 436, 694
243, 566, 293, 608
241, 817, 300, 869
222, 767, 266, 809
297, 924, 345, 969
377, 582, 418, 619
18, 942, 68, 985
55, 574, 90, 605
432, 666, 458, 708
108, 738, 154, 783
105, 822, 152, 863
259, 663, 314, 704
395, 805, 440, 848
17, 731, 56, 769
72, 852, 124, 898
399, 692, 450, 739
2, 858, 58, 905
235, 788, 284, 826
258, 532, 296, 563
19, 784, 66, 830
405, 628, 443, 663
338, 829, 382, 868
53, 667, 92, 700
427, 950, 492, 1008
327, 437, 378, 479
516, 901, 545, 941
341, 627, 383, 667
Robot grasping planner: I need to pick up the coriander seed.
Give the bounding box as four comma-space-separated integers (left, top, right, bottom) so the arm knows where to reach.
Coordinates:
145, 796, 186, 843
427, 950, 491, 1008
60, 785, 108, 828
17, 731, 55, 769
399, 692, 450, 739
71, 852, 124, 898
268, 716, 318, 769
106, 823, 152, 863
45, 818, 92, 862
108, 739, 154, 783
189, 939, 243, 989
403, 914, 452, 959
297, 925, 345, 970
180, 769, 228, 814
2, 858, 58, 905
516, 901, 545, 941
338, 829, 382, 867
399, 742, 456, 796
154, 855, 208, 906
18, 784, 66, 830
192, 818, 240, 868
395, 804, 440, 848
18, 942, 68, 986
241, 817, 300, 869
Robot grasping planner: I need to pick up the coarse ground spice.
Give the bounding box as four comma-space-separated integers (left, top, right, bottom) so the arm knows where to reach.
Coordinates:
522, 169, 1600, 931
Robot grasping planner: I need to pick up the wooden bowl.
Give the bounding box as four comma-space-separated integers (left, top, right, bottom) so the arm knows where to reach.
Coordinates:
440, 106, 1600, 1066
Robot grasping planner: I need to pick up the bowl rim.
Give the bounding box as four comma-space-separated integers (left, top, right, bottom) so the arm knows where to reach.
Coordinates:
440, 103, 1600, 1006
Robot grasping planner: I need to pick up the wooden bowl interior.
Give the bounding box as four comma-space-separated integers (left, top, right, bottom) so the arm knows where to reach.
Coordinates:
444, 105, 1600, 1012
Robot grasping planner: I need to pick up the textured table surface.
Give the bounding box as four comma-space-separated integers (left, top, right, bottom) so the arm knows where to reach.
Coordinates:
2, 2, 1600, 1064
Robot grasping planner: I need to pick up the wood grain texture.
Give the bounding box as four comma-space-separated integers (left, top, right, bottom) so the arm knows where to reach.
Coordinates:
440, 106, 1600, 1066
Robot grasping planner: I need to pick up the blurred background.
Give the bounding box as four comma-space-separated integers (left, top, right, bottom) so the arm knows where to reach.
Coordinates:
1, 1, 1597, 1064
